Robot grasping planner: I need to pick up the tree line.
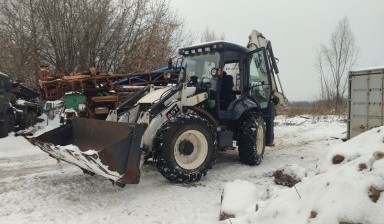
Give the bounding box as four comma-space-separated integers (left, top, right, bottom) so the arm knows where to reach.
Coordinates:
0, 0, 189, 87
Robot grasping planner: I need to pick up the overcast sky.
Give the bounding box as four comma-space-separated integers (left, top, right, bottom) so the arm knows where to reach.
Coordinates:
169, 0, 384, 101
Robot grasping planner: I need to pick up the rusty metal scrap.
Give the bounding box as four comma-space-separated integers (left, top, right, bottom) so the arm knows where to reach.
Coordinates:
38, 68, 179, 101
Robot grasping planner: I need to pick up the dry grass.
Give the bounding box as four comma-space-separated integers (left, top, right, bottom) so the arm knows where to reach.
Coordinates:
277, 100, 347, 117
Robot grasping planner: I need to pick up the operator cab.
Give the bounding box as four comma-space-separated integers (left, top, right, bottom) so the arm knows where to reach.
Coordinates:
178, 41, 272, 120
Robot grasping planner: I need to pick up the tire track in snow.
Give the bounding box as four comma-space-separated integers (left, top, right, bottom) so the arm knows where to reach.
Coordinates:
0, 154, 71, 180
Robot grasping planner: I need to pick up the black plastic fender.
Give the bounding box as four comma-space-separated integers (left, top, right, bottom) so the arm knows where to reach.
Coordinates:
228, 97, 261, 120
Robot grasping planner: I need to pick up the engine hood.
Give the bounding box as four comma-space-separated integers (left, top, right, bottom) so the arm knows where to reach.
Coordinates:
136, 86, 197, 104
137, 87, 172, 104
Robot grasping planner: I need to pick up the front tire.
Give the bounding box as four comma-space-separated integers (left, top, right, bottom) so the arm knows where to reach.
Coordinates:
153, 114, 217, 183
237, 114, 266, 166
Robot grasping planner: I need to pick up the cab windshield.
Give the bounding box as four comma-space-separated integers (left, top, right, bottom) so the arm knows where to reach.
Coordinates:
181, 52, 220, 83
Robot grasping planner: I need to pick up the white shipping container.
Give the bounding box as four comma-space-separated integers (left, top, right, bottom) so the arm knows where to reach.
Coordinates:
347, 66, 384, 139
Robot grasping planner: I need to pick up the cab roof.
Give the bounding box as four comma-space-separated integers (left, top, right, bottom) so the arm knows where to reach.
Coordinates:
178, 41, 249, 56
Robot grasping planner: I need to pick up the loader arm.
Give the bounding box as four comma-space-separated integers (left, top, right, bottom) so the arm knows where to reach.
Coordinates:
114, 83, 184, 183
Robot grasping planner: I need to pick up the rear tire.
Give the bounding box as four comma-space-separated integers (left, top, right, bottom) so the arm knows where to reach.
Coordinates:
0, 118, 10, 138
153, 114, 217, 183
19, 114, 28, 130
0, 114, 13, 138
237, 114, 266, 166
9, 115, 15, 133
20, 113, 35, 130
30, 112, 37, 125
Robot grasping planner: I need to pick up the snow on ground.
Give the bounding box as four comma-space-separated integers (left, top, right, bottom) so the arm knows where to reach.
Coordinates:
220, 179, 259, 220
0, 115, 357, 223
222, 120, 384, 224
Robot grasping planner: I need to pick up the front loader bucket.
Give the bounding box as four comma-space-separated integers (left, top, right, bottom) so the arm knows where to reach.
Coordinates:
27, 118, 143, 184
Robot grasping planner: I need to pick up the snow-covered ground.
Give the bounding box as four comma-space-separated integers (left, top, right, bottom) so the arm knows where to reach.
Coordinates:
2, 115, 381, 224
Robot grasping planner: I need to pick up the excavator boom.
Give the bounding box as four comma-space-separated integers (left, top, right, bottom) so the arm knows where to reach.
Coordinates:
248, 30, 288, 108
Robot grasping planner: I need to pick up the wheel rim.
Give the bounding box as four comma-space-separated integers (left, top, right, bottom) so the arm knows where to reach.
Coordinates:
174, 130, 208, 170
256, 124, 264, 155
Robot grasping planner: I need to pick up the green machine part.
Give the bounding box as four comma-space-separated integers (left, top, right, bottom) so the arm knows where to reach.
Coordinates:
65, 92, 86, 112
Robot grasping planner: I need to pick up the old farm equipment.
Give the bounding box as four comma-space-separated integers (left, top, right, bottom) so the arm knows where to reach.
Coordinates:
0, 72, 43, 137
39, 66, 179, 120
27, 30, 287, 186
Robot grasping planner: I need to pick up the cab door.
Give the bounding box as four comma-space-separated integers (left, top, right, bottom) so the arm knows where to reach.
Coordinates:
248, 48, 276, 145
248, 48, 271, 109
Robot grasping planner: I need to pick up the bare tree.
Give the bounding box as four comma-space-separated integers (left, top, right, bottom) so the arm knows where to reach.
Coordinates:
118, 0, 186, 72
0, 0, 43, 85
316, 17, 359, 113
200, 27, 225, 42
0, 0, 187, 87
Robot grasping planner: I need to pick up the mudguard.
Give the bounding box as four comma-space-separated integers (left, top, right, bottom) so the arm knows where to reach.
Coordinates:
228, 97, 261, 120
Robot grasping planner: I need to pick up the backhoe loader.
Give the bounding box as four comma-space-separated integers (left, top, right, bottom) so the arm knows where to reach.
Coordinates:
27, 30, 287, 186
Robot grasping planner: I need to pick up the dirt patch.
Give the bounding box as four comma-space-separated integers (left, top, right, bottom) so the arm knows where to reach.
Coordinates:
273, 170, 300, 187
373, 151, 384, 160
368, 185, 381, 203
309, 210, 317, 219
219, 212, 235, 221
332, 154, 345, 164
358, 163, 367, 171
